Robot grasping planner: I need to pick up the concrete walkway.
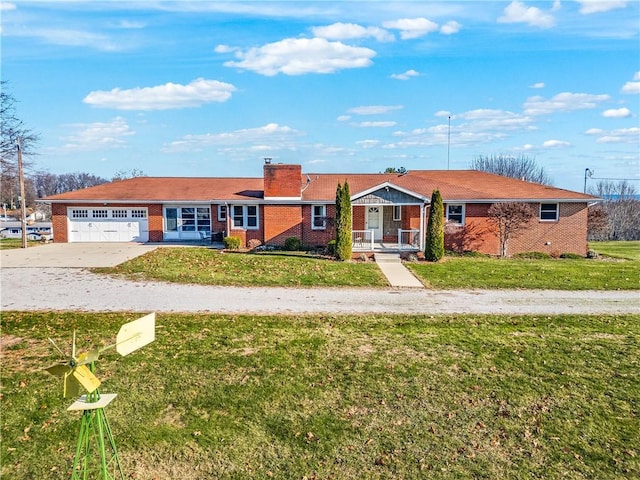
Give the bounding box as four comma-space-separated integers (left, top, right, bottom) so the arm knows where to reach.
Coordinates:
374, 253, 424, 288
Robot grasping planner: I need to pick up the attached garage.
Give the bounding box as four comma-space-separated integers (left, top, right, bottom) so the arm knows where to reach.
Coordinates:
68, 207, 149, 242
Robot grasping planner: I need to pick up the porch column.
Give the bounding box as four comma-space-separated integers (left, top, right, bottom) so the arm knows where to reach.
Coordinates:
419, 203, 425, 251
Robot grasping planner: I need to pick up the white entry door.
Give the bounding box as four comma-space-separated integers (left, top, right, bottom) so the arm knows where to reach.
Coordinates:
366, 206, 383, 240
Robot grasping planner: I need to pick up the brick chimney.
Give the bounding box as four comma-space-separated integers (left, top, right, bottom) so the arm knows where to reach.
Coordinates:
263, 162, 302, 199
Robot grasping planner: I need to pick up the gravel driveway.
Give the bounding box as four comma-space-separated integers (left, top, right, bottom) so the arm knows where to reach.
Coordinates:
2, 267, 638, 315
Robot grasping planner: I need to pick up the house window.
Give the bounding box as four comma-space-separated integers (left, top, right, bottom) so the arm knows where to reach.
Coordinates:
112, 209, 127, 218
446, 204, 465, 224
218, 205, 227, 221
393, 205, 402, 221
71, 209, 88, 218
312, 205, 326, 229
196, 207, 211, 232
540, 203, 558, 221
92, 209, 108, 218
231, 205, 259, 229
131, 209, 147, 218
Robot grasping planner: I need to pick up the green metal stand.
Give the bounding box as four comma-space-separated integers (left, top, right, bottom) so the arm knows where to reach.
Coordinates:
68, 383, 125, 479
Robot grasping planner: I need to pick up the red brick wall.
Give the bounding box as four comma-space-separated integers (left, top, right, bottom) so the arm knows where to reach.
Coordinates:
353, 206, 365, 230
148, 204, 163, 242
263, 164, 302, 198
443, 202, 589, 256
301, 204, 335, 247
263, 204, 302, 246
510, 203, 589, 256
51, 204, 68, 243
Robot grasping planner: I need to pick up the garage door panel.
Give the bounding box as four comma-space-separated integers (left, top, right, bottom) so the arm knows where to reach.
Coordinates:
67, 208, 149, 243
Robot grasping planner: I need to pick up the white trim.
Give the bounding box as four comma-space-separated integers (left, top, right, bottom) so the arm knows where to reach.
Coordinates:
230, 204, 260, 230
539, 202, 559, 221
217, 204, 227, 221
351, 182, 429, 203
393, 205, 402, 221
311, 204, 326, 230
446, 203, 465, 225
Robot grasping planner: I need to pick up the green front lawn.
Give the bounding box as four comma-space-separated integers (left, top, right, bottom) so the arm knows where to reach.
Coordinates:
0, 238, 42, 249
94, 248, 388, 287
2, 312, 638, 480
406, 256, 639, 290
95, 246, 639, 290
590, 241, 640, 261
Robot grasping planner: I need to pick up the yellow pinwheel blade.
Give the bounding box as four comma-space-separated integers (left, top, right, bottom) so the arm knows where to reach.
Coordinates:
63, 371, 81, 399
72, 365, 101, 393
116, 313, 155, 357
46, 364, 69, 377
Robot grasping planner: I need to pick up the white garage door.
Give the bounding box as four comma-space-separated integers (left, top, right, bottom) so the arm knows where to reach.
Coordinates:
68, 207, 149, 242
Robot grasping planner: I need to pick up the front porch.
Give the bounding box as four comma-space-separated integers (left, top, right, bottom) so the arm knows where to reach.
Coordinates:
350, 182, 428, 253
352, 229, 421, 252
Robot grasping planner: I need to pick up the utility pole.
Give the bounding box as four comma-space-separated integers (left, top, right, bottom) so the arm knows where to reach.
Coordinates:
447, 116, 451, 170
17, 137, 27, 248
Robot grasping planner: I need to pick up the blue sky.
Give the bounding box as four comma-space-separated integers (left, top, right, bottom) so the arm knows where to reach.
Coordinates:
2, 1, 639, 193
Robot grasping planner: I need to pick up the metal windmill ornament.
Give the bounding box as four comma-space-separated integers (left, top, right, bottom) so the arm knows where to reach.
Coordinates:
46, 313, 156, 480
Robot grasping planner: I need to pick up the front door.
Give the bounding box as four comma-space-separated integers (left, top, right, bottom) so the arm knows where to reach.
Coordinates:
366, 206, 383, 240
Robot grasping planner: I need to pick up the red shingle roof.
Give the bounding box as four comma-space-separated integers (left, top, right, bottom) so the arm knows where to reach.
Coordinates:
43, 170, 597, 203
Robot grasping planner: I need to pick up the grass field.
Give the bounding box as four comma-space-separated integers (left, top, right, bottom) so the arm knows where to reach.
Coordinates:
0, 238, 41, 249
95, 246, 640, 290
406, 256, 639, 290
2, 312, 638, 480
94, 248, 388, 287
590, 241, 640, 261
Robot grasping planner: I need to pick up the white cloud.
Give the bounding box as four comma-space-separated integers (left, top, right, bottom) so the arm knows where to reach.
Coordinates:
83, 78, 236, 111
543, 139, 571, 148
311, 23, 394, 42
337, 115, 351, 122
223, 37, 376, 76
574, 1, 629, 14
602, 107, 632, 118
348, 105, 403, 115
440, 21, 462, 35
391, 69, 420, 80
356, 139, 380, 148
389, 108, 535, 149
585, 126, 639, 144
353, 121, 397, 128
214, 44, 238, 54
61, 117, 134, 152
523, 92, 610, 115
621, 71, 640, 94
498, 1, 556, 28
382, 18, 439, 39
163, 123, 302, 153
530, 82, 545, 89
0, 3, 16, 11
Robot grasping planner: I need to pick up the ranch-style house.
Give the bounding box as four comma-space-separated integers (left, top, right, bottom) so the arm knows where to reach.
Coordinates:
42, 162, 598, 256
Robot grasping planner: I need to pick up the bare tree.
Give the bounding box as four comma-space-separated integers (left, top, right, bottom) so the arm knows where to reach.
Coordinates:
112, 168, 146, 181
471, 154, 552, 185
1, 81, 40, 208
588, 180, 640, 240
488, 202, 535, 257
32, 171, 109, 197
587, 206, 610, 241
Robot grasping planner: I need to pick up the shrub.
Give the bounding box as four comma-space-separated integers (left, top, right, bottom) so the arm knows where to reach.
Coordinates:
247, 239, 262, 250
335, 181, 352, 261
223, 236, 242, 250
560, 252, 584, 260
425, 189, 444, 262
284, 237, 302, 251
326, 240, 337, 256
512, 251, 552, 260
